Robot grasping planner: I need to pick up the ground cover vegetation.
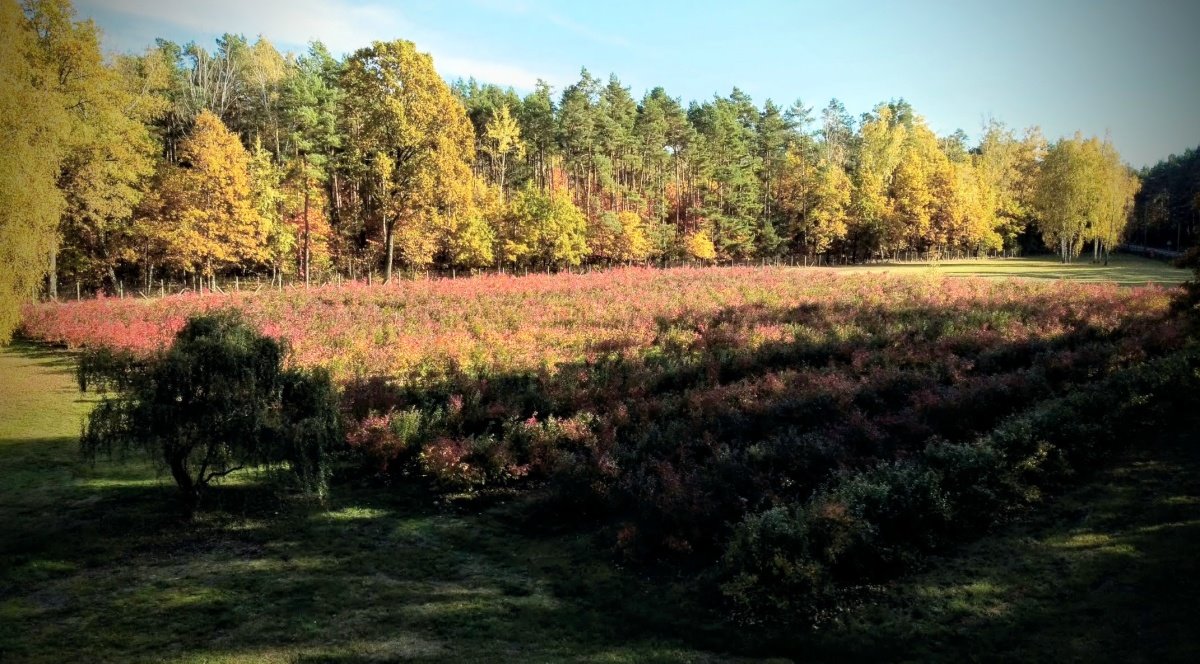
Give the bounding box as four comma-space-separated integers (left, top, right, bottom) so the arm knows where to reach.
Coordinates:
16, 263, 1200, 625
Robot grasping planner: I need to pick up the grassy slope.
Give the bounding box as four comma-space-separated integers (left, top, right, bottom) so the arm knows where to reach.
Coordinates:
835, 254, 1187, 286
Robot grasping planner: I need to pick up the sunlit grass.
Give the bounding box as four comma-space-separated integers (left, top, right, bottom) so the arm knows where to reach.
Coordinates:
835, 254, 1187, 286
317, 505, 390, 521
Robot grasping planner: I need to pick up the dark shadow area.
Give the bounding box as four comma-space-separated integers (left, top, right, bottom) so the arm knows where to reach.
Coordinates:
804, 430, 1200, 662
4, 338, 79, 376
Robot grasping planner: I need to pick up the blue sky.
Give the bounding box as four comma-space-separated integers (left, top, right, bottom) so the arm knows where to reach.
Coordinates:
77, 0, 1200, 167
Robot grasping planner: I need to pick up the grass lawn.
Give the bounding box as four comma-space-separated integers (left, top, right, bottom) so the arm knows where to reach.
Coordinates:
834, 253, 1188, 286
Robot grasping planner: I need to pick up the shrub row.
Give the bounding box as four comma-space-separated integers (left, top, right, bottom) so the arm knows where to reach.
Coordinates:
719, 346, 1200, 624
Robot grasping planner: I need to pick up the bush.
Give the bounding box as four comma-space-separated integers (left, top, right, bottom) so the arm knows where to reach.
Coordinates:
815, 462, 952, 581
79, 312, 341, 515
721, 505, 831, 623
922, 439, 1014, 525
721, 347, 1200, 624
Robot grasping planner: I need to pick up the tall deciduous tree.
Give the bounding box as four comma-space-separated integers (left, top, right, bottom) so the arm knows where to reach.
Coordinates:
24, 0, 160, 296
977, 121, 1044, 251
498, 185, 587, 268
0, 0, 69, 341
1088, 141, 1140, 264
852, 103, 907, 258
482, 105, 523, 197
340, 40, 474, 279
1035, 134, 1119, 262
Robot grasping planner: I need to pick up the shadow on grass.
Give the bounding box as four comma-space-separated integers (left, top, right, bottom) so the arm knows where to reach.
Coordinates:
4, 338, 80, 376
0, 433, 745, 662
801, 432, 1200, 663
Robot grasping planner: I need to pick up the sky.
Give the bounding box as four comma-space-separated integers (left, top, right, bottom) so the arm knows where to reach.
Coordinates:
75, 0, 1200, 168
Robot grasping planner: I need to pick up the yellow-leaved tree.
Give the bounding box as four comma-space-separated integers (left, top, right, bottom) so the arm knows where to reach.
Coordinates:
137, 111, 267, 282
444, 177, 499, 269
1086, 141, 1140, 264
686, 229, 717, 262
588, 210, 651, 263
1034, 134, 1131, 263
340, 40, 475, 280
853, 104, 907, 257
0, 0, 69, 341
890, 120, 946, 252
24, 0, 163, 296
498, 185, 588, 268
482, 105, 524, 197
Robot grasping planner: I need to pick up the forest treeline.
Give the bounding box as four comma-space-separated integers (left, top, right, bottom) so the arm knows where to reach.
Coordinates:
1133, 147, 1200, 252
2, 0, 1194, 341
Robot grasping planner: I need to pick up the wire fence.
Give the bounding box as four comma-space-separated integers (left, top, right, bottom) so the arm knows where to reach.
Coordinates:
52, 248, 1028, 302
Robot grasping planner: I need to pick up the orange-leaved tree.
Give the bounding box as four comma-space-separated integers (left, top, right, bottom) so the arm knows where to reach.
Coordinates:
137, 111, 268, 283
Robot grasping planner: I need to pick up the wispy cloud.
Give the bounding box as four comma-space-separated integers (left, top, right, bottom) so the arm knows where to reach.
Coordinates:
79, 0, 555, 89
544, 13, 630, 49
85, 0, 406, 54
433, 53, 550, 89
470, 0, 630, 49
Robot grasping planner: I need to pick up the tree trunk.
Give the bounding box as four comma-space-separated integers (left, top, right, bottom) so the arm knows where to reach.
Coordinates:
168, 454, 199, 519
303, 157, 311, 288
384, 219, 395, 284
332, 171, 342, 222
48, 247, 58, 300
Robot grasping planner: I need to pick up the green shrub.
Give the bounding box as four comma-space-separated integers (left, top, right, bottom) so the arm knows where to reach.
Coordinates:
816, 462, 952, 581
79, 312, 341, 515
721, 347, 1200, 624
922, 439, 1014, 525
721, 505, 831, 623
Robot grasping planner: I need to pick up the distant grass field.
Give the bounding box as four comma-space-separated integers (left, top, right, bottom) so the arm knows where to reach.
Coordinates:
3, 337, 1199, 661
836, 253, 1187, 286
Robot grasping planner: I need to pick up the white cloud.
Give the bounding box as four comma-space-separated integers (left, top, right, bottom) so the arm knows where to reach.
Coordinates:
80, 0, 556, 89
86, 0, 405, 54
434, 54, 549, 90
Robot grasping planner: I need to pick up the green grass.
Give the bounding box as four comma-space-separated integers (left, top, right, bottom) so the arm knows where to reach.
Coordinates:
834, 253, 1188, 286
3, 335, 1199, 662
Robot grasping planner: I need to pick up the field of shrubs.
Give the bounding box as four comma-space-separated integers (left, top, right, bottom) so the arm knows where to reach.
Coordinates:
19, 266, 1199, 621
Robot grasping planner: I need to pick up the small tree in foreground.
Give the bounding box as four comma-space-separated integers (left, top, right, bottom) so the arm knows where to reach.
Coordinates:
79, 312, 340, 515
